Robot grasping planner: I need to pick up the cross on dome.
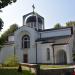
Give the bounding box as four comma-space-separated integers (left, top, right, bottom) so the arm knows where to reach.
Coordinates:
32, 4, 35, 13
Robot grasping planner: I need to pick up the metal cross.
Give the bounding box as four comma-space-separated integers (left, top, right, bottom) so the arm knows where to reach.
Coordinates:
32, 4, 35, 12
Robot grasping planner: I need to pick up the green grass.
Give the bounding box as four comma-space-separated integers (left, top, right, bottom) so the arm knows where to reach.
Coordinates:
0, 68, 34, 75
40, 65, 70, 69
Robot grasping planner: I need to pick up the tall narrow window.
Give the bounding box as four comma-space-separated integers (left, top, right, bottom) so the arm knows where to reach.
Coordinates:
47, 48, 50, 60
22, 35, 30, 48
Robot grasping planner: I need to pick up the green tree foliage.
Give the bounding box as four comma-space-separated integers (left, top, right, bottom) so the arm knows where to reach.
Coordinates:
66, 21, 75, 27
54, 23, 62, 28
0, 0, 17, 9
0, 10, 2, 12
0, 24, 18, 45
0, 18, 4, 31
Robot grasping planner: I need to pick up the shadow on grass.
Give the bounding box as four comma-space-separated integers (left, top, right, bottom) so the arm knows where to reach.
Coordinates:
0, 68, 34, 75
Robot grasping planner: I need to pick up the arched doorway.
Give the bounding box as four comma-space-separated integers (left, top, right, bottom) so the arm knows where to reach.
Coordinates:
56, 50, 67, 64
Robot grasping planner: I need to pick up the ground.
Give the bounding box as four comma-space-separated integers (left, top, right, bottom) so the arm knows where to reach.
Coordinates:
0, 65, 74, 75
0, 67, 34, 75
40, 65, 73, 69
40, 65, 74, 75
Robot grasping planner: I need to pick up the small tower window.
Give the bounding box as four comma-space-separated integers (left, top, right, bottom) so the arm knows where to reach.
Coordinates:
47, 48, 50, 60
31, 22, 33, 28
22, 35, 30, 48
34, 22, 36, 27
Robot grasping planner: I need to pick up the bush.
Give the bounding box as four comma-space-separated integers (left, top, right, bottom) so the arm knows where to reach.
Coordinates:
4, 55, 19, 67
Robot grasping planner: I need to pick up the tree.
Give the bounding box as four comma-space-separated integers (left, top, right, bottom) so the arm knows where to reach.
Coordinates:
0, 0, 17, 9
54, 23, 62, 28
0, 0, 17, 31
0, 24, 18, 46
0, 10, 2, 12
7, 24, 18, 35
0, 18, 4, 31
66, 21, 75, 27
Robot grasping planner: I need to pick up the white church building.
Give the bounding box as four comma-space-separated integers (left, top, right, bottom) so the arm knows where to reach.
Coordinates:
0, 10, 75, 64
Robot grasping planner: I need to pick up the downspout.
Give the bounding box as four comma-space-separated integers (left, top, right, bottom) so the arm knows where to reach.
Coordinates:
36, 42, 37, 64
52, 45, 55, 64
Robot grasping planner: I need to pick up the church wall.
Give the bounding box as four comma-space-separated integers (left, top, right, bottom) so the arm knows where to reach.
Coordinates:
14, 26, 39, 63
8, 35, 14, 42
14, 45, 23, 63
41, 28, 71, 38
36, 42, 42, 63
0, 27, 73, 64
66, 45, 73, 63
54, 44, 73, 64
37, 42, 54, 64
0, 44, 14, 63
14, 25, 73, 64
67, 36, 73, 63
28, 28, 40, 63
28, 33, 37, 63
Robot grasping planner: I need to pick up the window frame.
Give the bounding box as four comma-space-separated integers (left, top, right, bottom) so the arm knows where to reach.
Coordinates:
22, 35, 30, 49
47, 48, 50, 61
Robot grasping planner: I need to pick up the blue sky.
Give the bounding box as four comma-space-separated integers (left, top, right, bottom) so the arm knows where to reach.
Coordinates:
0, 0, 75, 32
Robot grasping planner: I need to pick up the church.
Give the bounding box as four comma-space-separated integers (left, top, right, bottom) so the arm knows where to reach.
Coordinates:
0, 7, 75, 64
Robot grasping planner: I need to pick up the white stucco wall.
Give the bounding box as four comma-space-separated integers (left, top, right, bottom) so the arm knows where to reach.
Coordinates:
0, 44, 14, 63
37, 42, 54, 63
0, 26, 73, 64
40, 28, 71, 38
68, 36, 73, 63
54, 44, 73, 64
8, 35, 14, 42
14, 26, 39, 63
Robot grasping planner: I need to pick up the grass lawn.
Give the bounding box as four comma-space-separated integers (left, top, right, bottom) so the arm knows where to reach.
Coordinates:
40, 65, 71, 69
0, 68, 34, 75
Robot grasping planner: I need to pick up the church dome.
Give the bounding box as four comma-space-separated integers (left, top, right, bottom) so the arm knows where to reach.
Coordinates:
26, 16, 42, 24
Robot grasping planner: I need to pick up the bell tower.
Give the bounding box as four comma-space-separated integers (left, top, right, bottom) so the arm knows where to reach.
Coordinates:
23, 5, 44, 30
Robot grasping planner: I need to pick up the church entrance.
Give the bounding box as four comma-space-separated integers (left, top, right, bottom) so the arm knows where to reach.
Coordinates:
56, 50, 67, 64
23, 54, 28, 63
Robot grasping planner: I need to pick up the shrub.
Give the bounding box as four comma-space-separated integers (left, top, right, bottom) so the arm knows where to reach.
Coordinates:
4, 55, 19, 67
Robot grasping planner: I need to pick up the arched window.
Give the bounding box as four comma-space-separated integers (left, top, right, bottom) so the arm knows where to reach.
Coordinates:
47, 48, 50, 60
22, 35, 30, 48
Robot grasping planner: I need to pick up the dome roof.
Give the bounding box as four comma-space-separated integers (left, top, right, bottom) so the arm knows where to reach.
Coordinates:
26, 16, 42, 24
